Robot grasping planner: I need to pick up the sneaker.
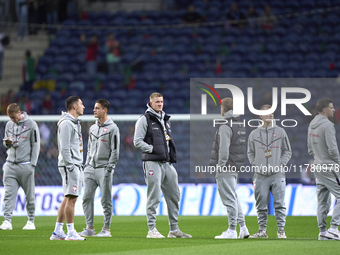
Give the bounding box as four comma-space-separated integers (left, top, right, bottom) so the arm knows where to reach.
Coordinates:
239, 227, 250, 239
22, 221, 35, 230
319, 231, 340, 240
249, 230, 268, 238
95, 228, 112, 237
146, 228, 165, 238
168, 230, 192, 238
215, 229, 237, 239
50, 231, 67, 240
78, 227, 95, 237
0, 220, 12, 230
66, 231, 86, 241
277, 230, 287, 238
328, 228, 340, 236
318, 233, 332, 241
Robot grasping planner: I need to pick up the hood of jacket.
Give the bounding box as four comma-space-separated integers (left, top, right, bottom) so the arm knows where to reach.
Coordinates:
57, 112, 79, 126
309, 114, 331, 130
145, 103, 165, 121
95, 118, 114, 127
223, 110, 240, 120
257, 118, 277, 131
17, 111, 29, 124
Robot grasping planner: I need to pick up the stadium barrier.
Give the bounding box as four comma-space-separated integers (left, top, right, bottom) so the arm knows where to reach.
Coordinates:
0, 183, 333, 216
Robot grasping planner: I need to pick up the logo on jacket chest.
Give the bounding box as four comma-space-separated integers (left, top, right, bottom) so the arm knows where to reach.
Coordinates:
103, 127, 108, 132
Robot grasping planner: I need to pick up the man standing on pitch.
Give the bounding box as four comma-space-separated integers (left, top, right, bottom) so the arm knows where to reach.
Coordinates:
134, 92, 191, 238
308, 98, 340, 240
50, 96, 86, 241
79, 99, 120, 237
247, 104, 291, 238
0, 103, 40, 230
210, 98, 250, 239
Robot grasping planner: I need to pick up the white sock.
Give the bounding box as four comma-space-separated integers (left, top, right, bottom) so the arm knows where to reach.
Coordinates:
54, 222, 64, 233
329, 228, 338, 232
240, 226, 247, 231
228, 229, 237, 234
170, 229, 179, 232
66, 223, 75, 233
320, 231, 327, 235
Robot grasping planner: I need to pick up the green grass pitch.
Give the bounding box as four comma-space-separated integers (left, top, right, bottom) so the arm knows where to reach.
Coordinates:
0, 216, 339, 255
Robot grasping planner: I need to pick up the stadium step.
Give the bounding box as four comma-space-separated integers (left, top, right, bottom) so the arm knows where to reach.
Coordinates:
0, 29, 49, 95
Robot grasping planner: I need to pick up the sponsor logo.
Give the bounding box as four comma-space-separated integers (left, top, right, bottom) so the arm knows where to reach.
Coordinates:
22, 125, 27, 130
103, 127, 108, 132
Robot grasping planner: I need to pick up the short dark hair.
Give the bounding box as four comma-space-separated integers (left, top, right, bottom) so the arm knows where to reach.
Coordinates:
65, 96, 80, 111
316, 98, 333, 113
96, 99, 110, 112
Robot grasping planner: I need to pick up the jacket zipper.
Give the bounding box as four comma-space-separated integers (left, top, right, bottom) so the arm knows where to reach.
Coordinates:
93, 126, 100, 167
14, 125, 17, 162
159, 119, 169, 161
266, 128, 269, 174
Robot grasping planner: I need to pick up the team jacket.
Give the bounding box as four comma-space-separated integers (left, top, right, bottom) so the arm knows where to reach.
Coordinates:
57, 112, 83, 170
3, 111, 40, 166
209, 110, 246, 175
308, 114, 340, 166
85, 118, 120, 171
247, 124, 292, 176
134, 103, 176, 163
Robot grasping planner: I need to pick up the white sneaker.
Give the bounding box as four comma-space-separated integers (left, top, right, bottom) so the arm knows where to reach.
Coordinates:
23, 221, 35, 230
95, 228, 112, 237
249, 230, 268, 238
215, 229, 237, 239
328, 228, 340, 236
318, 233, 332, 240
319, 231, 340, 240
0, 220, 12, 230
239, 227, 250, 239
277, 230, 287, 238
66, 231, 86, 241
146, 228, 165, 238
50, 231, 67, 240
167, 230, 192, 238
78, 227, 95, 236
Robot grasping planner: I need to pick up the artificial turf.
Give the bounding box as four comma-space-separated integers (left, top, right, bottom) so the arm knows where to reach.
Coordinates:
0, 215, 338, 255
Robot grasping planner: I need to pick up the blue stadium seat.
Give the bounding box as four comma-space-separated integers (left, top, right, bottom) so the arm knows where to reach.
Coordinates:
58, 73, 74, 83
44, 47, 59, 57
